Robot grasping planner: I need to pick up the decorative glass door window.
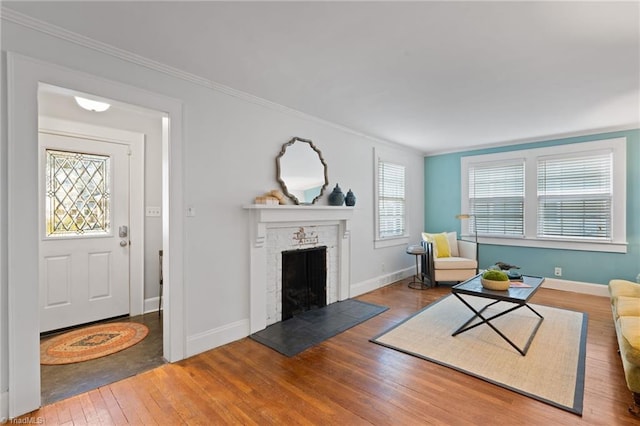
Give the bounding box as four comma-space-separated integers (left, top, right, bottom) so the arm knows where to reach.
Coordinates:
45, 149, 111, 237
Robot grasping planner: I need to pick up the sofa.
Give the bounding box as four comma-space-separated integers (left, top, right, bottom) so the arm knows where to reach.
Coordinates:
420, 231, 478, 285
608, 279, 640, 416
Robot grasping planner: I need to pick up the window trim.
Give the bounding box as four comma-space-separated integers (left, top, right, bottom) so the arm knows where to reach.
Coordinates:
374, 149, 409, 249
461, 138, 627, 253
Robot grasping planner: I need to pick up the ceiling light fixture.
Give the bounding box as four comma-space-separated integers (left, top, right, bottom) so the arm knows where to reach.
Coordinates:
74, 96, 111, 112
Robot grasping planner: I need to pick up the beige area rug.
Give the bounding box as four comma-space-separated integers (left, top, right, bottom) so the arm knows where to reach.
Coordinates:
371, 295, 587, 415
41, 322, 149, 365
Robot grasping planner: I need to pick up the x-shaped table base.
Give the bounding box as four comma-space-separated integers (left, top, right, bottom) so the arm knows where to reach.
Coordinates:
452, 294, 544, 356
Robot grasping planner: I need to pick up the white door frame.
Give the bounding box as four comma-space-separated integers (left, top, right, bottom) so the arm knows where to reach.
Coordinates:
39, 116, 146, 319
7, 52, 185, 417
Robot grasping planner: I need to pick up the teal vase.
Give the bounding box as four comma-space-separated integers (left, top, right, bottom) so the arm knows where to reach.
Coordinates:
328, 184, 345, 206
345, 189, 356, 206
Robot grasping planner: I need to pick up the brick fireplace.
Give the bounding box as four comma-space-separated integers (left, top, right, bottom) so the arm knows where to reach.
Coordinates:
244, 205, 353, 333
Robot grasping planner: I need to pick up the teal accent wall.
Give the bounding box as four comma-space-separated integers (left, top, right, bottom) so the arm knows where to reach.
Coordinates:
424, 129, 640, 285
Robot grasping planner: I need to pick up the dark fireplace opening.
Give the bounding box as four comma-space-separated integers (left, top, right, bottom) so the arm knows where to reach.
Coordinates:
282, 246, 327, 321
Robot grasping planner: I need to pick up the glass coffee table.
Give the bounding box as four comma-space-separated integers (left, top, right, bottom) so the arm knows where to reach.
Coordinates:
451, 274, 545, 356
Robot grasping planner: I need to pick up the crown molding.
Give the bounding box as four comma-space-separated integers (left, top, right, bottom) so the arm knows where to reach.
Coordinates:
0, 6, 424, 155
0, 7, 213, 87
424, 124, 640, 157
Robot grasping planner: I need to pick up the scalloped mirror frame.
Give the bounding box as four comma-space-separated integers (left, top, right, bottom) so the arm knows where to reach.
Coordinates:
276, 137, 329, 205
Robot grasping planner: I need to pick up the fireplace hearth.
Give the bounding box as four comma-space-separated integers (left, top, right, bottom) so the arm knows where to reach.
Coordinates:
282, 246, 327, 320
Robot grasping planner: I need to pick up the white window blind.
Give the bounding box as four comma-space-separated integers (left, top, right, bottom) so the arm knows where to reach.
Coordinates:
537, 151, 612, 240
468, 161, 524, 236
378, 161, 406, 238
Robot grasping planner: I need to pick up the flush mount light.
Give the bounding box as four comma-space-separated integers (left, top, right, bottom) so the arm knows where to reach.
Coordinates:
74, 96, 111, 112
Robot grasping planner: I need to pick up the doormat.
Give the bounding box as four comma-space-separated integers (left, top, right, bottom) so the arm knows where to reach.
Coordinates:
251, 299, 388, 357
41, 322, 149, 365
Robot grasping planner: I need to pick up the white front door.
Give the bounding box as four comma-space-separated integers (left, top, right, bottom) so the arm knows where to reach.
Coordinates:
39, 132, 130, 332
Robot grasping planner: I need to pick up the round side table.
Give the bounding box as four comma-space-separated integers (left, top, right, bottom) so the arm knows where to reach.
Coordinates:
406, 244, 430, 290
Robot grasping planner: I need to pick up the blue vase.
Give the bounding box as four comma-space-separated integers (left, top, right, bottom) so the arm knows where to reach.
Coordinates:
345, 189, 356, 206
328, 184, 345, 206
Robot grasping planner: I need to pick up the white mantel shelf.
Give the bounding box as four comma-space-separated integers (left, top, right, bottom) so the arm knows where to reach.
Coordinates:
244, 204, 354, 333
243, 204, 354, 224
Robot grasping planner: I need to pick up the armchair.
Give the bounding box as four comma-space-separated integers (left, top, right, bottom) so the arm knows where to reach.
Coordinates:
421, 232, 478, 285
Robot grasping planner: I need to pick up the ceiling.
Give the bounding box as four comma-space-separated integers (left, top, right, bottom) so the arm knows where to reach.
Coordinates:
4, 1, 639, 154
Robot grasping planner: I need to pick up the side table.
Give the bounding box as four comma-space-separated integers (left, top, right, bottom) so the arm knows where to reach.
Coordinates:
406, 245, 430, 290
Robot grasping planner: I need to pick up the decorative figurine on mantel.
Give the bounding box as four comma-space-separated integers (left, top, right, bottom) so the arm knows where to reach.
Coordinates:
254, 189, 286, 205
268, 189, 286, 205
345, 189, 356, 206
328, 184, 345, 206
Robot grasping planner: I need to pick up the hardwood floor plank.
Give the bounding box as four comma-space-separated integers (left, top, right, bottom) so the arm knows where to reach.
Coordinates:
40, 402, 59, 425
77, 393, 100, 425
132, 370, 188, 425
53, 399, 73, 425
86, 388, 117, 426
109, 379, 157, 425
188, 354, 312, 424
65, 395, 88, 426
11, 279, 635, 425
97, 386, 130, 425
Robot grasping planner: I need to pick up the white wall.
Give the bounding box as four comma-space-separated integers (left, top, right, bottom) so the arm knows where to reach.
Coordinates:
0, 15, 424, 413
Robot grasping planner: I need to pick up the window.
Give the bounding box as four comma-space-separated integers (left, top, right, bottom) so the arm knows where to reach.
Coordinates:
45, 149, 111, 237
378, 161, 406, 238
468, 161, 524, 237
461, 138, 626, 253
537, 151, 612, 240
374, 150, 409, 248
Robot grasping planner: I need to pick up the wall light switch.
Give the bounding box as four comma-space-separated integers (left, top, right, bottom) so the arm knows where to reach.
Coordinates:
186, 206, 196, 217
146, 206, 161, 217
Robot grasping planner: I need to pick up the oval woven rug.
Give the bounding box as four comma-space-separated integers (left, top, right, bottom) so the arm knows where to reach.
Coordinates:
41, 322, 149, 365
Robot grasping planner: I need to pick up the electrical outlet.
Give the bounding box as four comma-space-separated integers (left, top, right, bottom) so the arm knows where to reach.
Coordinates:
145, 206, 161, 217
554, 267, 562, 277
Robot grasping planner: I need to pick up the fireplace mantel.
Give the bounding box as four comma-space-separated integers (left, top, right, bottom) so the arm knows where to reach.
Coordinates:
243, 205, 354, 247
244, 204, 354, 332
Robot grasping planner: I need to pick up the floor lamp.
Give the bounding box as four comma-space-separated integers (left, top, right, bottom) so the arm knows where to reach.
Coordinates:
456, 214, 479, 274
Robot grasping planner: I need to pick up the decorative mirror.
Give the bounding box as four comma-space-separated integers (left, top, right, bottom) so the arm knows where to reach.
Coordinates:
276, 137, 328, 205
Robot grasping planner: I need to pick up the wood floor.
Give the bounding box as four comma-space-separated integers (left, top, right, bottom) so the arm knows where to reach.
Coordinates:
16, 279, 638, 425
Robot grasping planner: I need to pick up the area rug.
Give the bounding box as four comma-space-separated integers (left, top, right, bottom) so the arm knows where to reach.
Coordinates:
251, 299, 388, 357
371, 295, 587, 415
41, 322, 149, 365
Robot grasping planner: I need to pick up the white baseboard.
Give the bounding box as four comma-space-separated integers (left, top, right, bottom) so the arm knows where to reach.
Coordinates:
185, 319, 250, 358
1, 390, 8, 423
144, 296, 161, 314
541, 277, 609, 297
351, 271, 609, 298
350, 267, 413, 297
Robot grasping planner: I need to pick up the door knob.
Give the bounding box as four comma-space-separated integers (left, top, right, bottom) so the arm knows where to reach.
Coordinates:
120, 240, 128, 247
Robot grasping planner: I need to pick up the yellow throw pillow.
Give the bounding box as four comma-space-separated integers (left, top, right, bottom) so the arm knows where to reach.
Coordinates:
421, 232, 451, 258
433, 233, 451, 258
